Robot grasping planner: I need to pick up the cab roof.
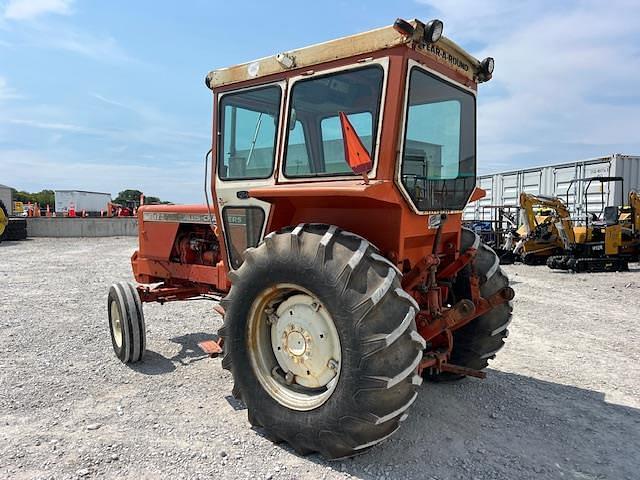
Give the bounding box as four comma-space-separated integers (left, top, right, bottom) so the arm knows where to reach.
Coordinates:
205, 19, 489, 90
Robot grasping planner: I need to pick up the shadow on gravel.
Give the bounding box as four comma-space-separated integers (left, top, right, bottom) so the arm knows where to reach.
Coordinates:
131, 332, 216, 375
131, 350, 176, 375
304, 369, 640, 479
0, 239, 32, 247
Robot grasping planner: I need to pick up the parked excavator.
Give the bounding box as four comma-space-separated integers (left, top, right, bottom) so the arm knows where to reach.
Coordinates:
548, 177, 640, 272
513, 192, 568, 264
618, 190, 640, 232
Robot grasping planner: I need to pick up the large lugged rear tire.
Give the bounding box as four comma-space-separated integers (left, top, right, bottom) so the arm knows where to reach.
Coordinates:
429, 228, 512, 380
220, 224, 425, 459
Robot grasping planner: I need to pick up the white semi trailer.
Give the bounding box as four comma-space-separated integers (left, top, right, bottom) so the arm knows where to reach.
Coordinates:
465, 153, 640, 221
54, 190, 112, 214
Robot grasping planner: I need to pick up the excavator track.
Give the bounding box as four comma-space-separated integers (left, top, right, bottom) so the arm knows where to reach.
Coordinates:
550, 255, 629, 273
569, 257, 629, 273
547, 255, 570, 270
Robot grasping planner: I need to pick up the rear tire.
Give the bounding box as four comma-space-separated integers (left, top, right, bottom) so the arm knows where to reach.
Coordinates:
428, 228, 512, 380
108, 282, 146, 363
220, 224, 424, 459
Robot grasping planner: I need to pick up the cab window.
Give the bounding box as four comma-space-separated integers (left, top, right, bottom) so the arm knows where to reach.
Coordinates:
320, 113, 373, 174
400, 68, 476, 211
283, 66, 383, 178
283, 121, 310, 175
218, 85, 281, 180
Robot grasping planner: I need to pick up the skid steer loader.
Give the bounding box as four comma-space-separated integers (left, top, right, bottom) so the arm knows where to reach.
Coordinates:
107, 18, 513, 459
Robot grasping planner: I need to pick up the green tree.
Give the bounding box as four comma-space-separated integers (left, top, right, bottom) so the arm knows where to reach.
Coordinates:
11, 189, 55, 208
114, 189, 143, 205
114, 189, 170, 206
34, 189, 55, 207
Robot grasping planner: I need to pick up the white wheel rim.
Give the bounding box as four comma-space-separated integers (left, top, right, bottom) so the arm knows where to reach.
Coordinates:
110, 300, 123, 349
247, 284, 341, 411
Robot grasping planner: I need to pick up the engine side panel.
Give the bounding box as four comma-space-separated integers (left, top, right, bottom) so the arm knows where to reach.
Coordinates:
132, 204, 230, 292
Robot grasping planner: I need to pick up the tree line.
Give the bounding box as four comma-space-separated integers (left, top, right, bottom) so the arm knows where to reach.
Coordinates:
11, 188, 170, 208
11, 189, 55, 208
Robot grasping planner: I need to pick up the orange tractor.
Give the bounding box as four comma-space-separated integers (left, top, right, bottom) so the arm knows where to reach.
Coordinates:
107, 18, 513, 459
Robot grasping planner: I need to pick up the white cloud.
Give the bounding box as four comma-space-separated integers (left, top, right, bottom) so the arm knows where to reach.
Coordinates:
0, 76, 20, 101
2, 2, 133, 63
47, 29, 133, 62
419, 0, 640, 170
90, 92, 133, 111
0, 148, 204, 203
4, 0, 74, 20
89, 92, 210, 141
6, 118, 107, 135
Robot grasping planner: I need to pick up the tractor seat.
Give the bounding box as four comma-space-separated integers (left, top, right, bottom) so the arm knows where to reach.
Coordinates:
603, 206, 619, 226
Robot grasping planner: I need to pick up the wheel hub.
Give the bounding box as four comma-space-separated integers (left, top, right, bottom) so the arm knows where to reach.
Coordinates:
247, 285, 342, 411
270, 295, 341, 389
110, 301, 123, 348
283, 328, 309, 358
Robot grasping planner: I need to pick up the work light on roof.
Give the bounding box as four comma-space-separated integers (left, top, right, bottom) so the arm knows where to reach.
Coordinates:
424, 19, 443, 43
393, 18, 415, 37
481, 57, 495, 75
393, 18, 443, 44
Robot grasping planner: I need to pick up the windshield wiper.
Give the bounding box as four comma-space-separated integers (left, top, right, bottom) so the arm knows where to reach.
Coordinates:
246, 113, 264, 166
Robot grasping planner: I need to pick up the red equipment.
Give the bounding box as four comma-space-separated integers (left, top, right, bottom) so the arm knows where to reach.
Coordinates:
108, 17, 512, 460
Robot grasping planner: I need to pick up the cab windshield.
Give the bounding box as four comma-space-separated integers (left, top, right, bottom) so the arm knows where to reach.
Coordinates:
284, 65, 384, 177
400, 67, 476, 211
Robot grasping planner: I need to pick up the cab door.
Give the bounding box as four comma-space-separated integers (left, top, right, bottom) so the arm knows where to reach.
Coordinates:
213, 81, 285, 270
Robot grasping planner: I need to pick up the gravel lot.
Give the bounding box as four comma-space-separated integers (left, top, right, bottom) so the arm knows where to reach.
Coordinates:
1, 237, 639, 480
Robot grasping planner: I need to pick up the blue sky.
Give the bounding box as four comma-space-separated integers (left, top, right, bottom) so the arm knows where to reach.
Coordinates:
1, 0, 639, 203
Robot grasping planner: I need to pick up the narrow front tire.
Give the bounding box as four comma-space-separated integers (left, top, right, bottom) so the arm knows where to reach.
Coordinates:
108, 282, 146, 363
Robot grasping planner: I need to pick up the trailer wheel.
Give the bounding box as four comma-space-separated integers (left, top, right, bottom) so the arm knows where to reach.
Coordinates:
428, 228, 512, 381
220, 224, 424, 459
108, 282, 146, 363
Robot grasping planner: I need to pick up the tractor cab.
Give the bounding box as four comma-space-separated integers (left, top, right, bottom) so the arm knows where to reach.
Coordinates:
205, 18, 494, 272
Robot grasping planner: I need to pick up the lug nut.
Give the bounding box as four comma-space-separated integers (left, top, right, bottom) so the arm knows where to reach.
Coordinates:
285, 371, 295, 384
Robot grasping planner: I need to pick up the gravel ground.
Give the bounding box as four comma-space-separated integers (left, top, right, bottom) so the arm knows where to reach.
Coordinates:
1, 237, 639, 480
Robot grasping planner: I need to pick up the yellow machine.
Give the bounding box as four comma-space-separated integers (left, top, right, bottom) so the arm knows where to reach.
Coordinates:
549, 177, 640, 272
514, 192, 568, 264
0, 200, 8, 239
13, 201, 24, 215
620, 190, 640, 232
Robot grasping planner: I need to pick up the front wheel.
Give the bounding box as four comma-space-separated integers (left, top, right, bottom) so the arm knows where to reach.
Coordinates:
108, 282, 146, 363
220, 224, 424, 459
